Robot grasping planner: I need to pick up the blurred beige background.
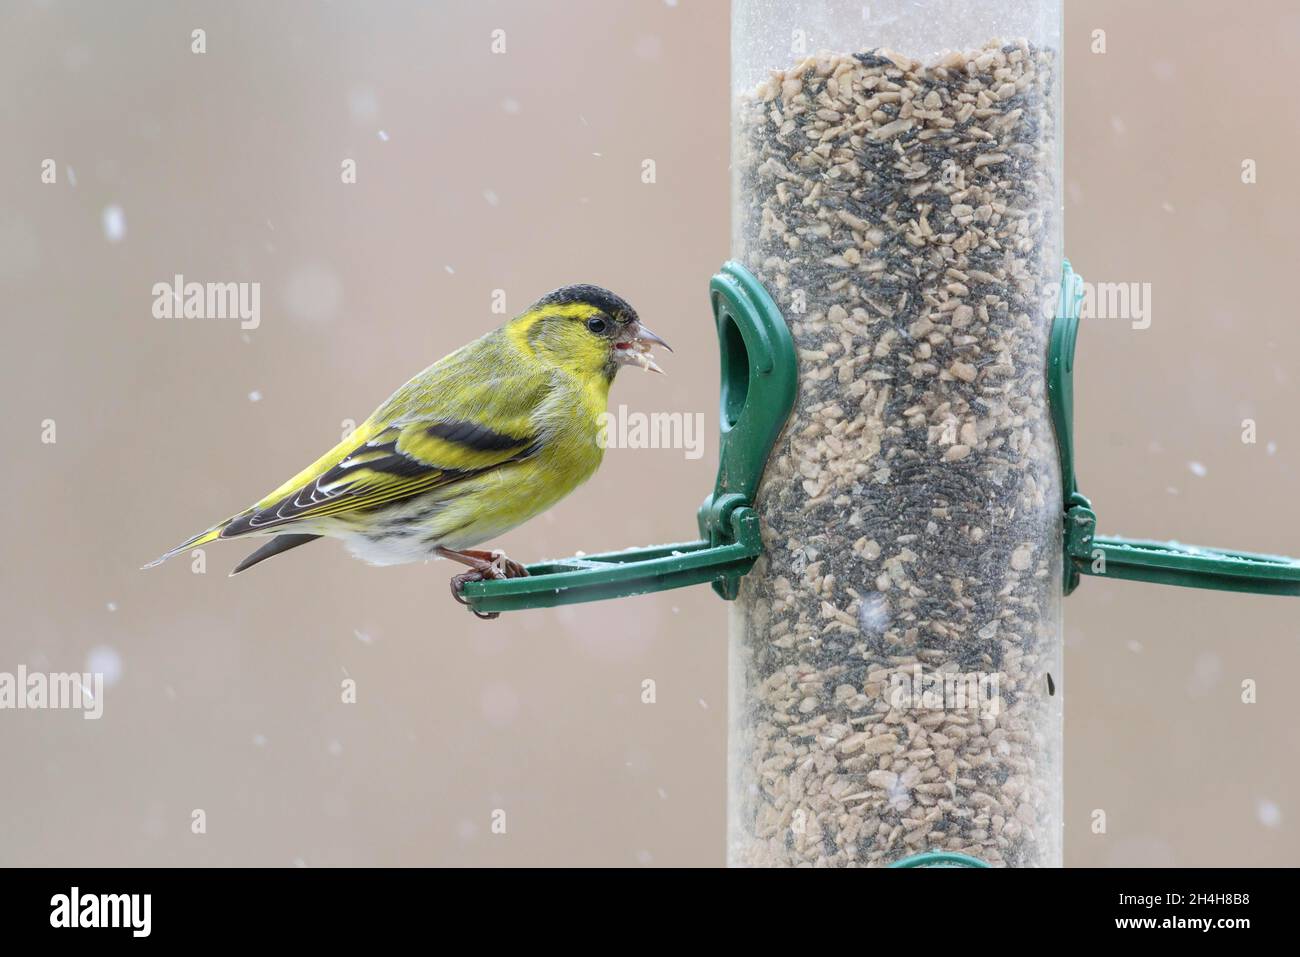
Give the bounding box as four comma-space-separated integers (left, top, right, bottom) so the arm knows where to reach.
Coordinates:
1, 0, 1296, 866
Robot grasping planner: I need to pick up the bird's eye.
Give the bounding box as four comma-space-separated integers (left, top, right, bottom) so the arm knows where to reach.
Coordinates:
585, 316, 608, 334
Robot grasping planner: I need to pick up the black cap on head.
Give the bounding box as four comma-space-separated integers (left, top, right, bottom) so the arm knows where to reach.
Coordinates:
534, 284, 638, 323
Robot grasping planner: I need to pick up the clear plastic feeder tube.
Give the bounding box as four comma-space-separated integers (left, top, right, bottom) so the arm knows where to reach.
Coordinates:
729, 0, 1064, 866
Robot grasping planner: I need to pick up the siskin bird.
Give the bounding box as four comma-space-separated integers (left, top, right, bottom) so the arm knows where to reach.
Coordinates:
144, 284, 669, 618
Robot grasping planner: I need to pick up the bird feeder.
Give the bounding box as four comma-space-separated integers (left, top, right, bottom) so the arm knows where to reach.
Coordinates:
461, 0, 1300, 867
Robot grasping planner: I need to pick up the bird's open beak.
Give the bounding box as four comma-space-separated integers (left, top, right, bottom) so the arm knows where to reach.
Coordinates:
635, 325, 672, 352
615, 322, 672, 374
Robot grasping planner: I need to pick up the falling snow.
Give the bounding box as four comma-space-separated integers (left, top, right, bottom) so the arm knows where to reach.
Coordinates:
857, 592, 890, 635
886, 775, 914, 813
86, 646, 122, 686
101, 205, 125, 243
1257, 799, 1282, 828
283, 263, 342, 323
1186, 652, 1221, 696
348, 86, 379, 121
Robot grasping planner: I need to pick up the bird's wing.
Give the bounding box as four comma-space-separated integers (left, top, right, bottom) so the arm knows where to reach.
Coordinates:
145, 334, 550, 563
219, 416, 543, 536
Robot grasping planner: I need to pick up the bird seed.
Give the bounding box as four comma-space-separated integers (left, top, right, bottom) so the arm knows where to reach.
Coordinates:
729, 40, 1062, 867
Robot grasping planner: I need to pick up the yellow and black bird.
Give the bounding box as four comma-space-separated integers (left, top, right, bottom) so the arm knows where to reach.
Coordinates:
144, 285, 669, 617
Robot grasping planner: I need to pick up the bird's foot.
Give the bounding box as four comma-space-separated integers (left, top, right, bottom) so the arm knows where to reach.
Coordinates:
486, 549, 528, 579
437, 547, 530, 621
447, 568, 500, 620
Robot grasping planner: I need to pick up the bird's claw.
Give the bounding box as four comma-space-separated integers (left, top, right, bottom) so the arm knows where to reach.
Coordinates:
447, 551, 529, 621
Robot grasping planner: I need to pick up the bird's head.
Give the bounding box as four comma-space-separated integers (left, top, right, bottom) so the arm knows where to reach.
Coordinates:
507, 284, 670, 380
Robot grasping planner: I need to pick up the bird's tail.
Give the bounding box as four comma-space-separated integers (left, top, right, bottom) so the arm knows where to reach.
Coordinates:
140, 522, 229, 569
229, 533, 322, 576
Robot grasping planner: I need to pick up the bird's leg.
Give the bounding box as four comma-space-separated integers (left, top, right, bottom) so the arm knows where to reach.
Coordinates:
436, 547, 499, 619
435, 546, 529, 620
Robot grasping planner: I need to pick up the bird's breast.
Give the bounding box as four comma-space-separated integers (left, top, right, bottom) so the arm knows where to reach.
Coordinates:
538, 374, 609, 483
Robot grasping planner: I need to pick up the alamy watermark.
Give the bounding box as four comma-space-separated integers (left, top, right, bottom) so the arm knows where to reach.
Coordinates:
1040, 278, 1152, 330
50, 887, 150, 937
0, 666, 103, 719
889, 664, 1001, 719
152, 274, 260, 329
597, 404, 705, 460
